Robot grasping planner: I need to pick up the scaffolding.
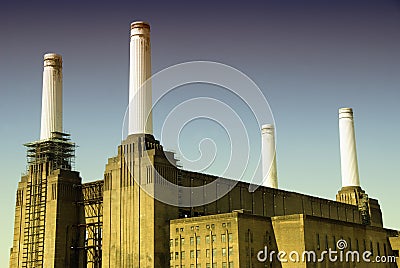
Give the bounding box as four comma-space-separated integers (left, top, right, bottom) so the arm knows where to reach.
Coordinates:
25, 132, 76, 171
21, 132, 75, 268
77, 180, 103, 268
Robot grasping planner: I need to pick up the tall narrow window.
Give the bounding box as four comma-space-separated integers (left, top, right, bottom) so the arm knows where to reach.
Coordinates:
377, 242, 380, 256
333, 236, 336, 250
370, 241, 374, 256
325, 235, 328, 250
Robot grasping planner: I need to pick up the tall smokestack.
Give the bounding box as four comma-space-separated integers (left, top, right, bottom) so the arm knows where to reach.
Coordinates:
128, 21, 152, 135
339, 108, 360, 187
40, 53, 63, 140
261, 124, 278, 188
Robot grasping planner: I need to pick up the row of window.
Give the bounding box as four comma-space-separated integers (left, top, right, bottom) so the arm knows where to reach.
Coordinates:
171, 247, 234, 260
171, 234, 233, 247
175, 222, 232, 233
171, 261, 234, 268
315, 234, 389, 256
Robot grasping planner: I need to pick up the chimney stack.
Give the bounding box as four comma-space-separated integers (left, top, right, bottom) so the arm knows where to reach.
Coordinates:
128, 21, 153, 135
40, 53, 63, 140
261, 124, 278, 188
338, 108, 360, 187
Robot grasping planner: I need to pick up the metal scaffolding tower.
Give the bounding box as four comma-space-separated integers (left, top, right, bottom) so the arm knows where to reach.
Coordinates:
77, 180, 103, 268
21, 132, 75, 268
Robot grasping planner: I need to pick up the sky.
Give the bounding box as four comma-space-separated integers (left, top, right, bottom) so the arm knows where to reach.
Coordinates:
1, 0, 400, 265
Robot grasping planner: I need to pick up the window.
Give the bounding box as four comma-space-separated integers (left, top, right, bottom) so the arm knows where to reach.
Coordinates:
190, 250, 194, 259
206, 249, 210, 258
190, 237, 194, 246
370, 241, 374, 256
176, 228, 179, 233
196, 226, 200, 230
222, 262, 227, 268
170, 252, 173, 260
197, 236, 201, 245
222, 223, 226, 227
228, 233, 233, 242
180, 228, 184, 232
206, 264, 210, 268
221, 234, 226, 243
181, 238, 185, 246
175, 252, 179, 259
212, 235, 216, 243
197, 250, 201, 258
333, 236, 336, 250
212, 248, 217, 256
191, 265, 194, 268
229, 247, 233, 256
181, 251, 185, 259
175, 238, 178, 246
227, 222, 231, 227
206, 235, 210, 244
222, 248, 226, 257
170, 239, 173, 247
325, 235, 328, 250
229, 262, 233, 268
197, 264, 201, 268
212, 263, 217, 268
211, 224, 215, 229
377, 242, 380, 256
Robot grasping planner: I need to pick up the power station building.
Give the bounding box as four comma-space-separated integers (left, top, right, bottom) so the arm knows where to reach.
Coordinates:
9, 21, 400, 268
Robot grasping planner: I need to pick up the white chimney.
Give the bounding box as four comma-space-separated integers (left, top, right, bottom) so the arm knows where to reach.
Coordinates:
261, 124, 278, 188
128, 21, 153, 135
339, 108, 360, 187
40, 53, 63, 140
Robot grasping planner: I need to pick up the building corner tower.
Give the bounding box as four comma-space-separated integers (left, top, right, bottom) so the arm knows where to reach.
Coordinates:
102, 22, 179, 268
335, 108, 382, 227
9, 54, 84, 268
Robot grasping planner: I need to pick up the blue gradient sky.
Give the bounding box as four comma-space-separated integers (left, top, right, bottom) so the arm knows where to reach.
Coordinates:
1, 0, 400, 265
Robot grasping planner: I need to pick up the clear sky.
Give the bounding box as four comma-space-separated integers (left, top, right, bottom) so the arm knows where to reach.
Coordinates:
1, 0, 400, 265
